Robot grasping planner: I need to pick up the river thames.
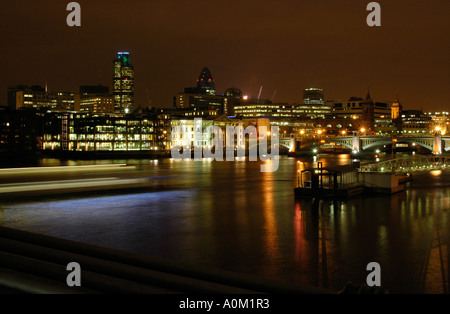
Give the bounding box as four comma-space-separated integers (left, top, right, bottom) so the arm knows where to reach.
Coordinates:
0, 154, 449, 294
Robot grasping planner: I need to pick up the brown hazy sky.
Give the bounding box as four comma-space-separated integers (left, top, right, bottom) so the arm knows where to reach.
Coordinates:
0, 0, 449, 111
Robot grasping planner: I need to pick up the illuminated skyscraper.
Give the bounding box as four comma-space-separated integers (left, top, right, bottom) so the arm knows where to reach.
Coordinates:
196, 67, 216, 95
113, 52, 134, 113
173, 66, 224, 117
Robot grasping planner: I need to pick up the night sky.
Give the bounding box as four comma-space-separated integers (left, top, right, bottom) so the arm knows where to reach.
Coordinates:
0, 0, 449, 111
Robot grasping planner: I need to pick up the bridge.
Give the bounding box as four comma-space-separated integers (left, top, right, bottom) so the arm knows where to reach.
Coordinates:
285, 132, 450, 155
359, 156, 450, 174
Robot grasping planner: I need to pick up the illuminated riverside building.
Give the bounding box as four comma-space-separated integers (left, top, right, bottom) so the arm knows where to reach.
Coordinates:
7, 85, 80, 111
328, 92, 394, 134
0, 107, 43, 152
234, 99, 297, 119
234, 98, 317, 138
426, 111, 449, 135
171, 115, 244, 150
113, 52, 134, 113
42, 111, 170, 152
401, 110, 432, 134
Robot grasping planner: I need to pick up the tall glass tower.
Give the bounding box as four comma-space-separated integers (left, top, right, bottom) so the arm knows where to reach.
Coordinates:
196, 67, 216, 95
113, 52, 134, 113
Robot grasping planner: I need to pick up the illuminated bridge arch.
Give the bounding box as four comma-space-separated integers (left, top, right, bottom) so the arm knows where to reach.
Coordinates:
361, 138, 433, 151
444, 138, 450, 152
279, 140, 291, 149
329, 138, 354, 150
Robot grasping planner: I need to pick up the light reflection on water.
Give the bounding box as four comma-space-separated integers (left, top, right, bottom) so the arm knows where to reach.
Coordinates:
0, 155, 449, 294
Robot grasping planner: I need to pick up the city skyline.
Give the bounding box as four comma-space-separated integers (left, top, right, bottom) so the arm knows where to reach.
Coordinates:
0, 1, 449, 111
0, 1, 449, 297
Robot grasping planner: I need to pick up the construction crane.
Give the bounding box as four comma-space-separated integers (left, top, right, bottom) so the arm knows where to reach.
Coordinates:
257, 86, 263, 100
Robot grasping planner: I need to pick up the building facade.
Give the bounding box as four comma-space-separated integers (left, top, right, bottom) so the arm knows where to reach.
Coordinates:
224, 87, 243, 116
174, 93, 226, 116
113, 52, 135, 114
234, 98, 297, 119
7, 85, 80, 112
401, 110, 432, 135
173, 67, 225, 117
80, 96, 115, 114
328, 92, 394, 134
0, 107, 44, 152
42, 111, 170, 152
294, 88, 332, 119
171, 115, 244, 151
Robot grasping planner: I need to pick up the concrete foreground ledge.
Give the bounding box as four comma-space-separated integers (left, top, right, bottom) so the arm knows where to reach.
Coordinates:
0, 226, 334, 294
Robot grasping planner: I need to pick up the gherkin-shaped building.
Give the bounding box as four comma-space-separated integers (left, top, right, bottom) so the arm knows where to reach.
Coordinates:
196, 67, 215, 95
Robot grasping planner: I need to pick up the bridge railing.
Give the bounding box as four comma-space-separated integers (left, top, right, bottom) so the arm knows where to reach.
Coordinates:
359, 156, 450, 174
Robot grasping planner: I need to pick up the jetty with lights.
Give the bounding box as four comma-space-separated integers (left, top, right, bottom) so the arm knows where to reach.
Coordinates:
295, 155, 448, 198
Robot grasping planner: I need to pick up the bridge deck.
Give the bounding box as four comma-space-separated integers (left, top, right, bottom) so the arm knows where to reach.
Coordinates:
360, 156, 450, 173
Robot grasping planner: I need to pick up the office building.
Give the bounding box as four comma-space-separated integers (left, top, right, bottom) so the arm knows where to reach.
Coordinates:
328, 91, 393, 134
174, 67, 225, 117
224, 87, 243, 116
426, 111, 449, 135
79, 85, 114, 114
294, 88, 332, 119
183, 67, 216, 96
171, 115, 244, 150
79, 96, 115, 114
0, 107, 44, 152
42, 111, 170, 152
234, 98, 296, 119
113, 52, 134, 113
401, 110, 432, 135
7, 85, 80, 112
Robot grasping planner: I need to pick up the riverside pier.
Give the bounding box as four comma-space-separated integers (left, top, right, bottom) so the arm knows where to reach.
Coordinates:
293, 157, 444, 198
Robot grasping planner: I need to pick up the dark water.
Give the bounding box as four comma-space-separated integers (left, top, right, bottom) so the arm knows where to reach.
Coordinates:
0, 155, 449, 294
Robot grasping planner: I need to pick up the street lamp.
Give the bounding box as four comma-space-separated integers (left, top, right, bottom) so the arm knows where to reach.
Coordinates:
435, 126, 444, 135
